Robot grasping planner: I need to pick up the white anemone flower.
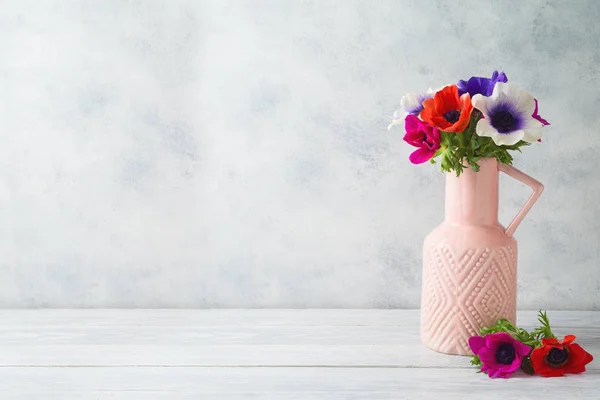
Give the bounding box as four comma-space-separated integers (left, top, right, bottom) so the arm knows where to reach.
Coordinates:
471, 82, 544, 146
401, 91, 433, 115
388, 88, 436, 130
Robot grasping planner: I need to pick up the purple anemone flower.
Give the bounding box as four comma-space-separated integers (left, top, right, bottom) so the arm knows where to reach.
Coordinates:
469, 332, 531, 379
471, 82, 544, 145
458, 70, 508, 97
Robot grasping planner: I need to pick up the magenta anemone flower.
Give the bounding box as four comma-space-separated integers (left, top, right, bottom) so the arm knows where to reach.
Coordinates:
402, 115, 441, 164
468, 332, 531, 378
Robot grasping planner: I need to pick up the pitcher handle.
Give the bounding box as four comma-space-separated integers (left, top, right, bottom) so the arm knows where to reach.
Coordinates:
498, 164, 544, 238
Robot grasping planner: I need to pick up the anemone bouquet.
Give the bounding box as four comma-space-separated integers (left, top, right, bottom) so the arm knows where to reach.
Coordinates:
389, 71, 550, 175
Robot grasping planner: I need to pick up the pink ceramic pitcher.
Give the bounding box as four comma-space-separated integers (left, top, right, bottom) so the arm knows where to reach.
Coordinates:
420, 158, 544, 355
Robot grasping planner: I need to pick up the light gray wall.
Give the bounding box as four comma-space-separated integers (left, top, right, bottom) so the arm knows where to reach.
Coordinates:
0, 0, 598, 309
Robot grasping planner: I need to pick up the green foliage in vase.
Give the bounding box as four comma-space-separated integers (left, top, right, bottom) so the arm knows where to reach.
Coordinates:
431, 111, 530, 177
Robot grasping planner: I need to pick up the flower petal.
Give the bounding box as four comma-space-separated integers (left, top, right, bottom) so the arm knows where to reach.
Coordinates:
387, 119, 403, 130
487, 369, 503, 378
522, 127, 543, 143
471, 94, 490, 119
409, 148, 435, 164
457, 71, 508, 97
485, 332, 513, 347
419, 99, 435, 124
475, 118, 497, 138
487, 368, 512, 379
493, 130, 525, 146
468, 336, 486, 354
494, 82, 536, 116
513, 340, 533, 357
562, 335, 576, 345
421, 98, 451, 131
489, 83, 503, 101
540, 368, 565, 377
522, 116, 544, 130
401, 93, 425, 115
506, 354, 523, 373
428, 125, 441, 144
533, 99, 551, 126
542, 338, 560, 346
456, 93, 473, 130
478, 347, 496, 364
516, 92, 536, 116
495, 71, 508, 83
404, 114, 420, 133
530, 347, 555, 376
433, 85, 460, 114
403, 132, 423, 147
564, 343, 593, 374
583, 350, 595, 367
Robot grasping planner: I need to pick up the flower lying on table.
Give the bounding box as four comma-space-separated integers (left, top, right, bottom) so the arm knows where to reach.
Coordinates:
468, 332, 531, 378
469, 311, 594, 378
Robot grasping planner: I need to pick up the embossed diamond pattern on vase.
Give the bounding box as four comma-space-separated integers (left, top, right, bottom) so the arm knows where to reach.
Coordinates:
421, 244, 517, 355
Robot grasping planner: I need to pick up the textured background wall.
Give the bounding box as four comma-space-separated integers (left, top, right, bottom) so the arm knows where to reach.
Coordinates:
0, 0, 599, 309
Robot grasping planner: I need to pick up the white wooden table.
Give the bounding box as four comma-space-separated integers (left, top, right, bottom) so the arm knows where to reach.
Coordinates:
0, 310, 598, 399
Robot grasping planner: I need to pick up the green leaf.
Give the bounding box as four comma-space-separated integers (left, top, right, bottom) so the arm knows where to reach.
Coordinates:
468, 159, 481, 172
532, 310, 555, 341
470, 355, 482, 367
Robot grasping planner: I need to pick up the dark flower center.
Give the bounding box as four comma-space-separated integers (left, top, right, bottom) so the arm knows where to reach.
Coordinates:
443, 110, 460, 124
422, 133, 432, 147
491, 110, 517, 134
546, 347, 569, 367
495, 343, 516, 365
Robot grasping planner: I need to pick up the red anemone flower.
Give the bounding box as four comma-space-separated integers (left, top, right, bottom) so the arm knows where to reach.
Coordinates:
420, 85, 473, 133
530, 335, 594, 377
